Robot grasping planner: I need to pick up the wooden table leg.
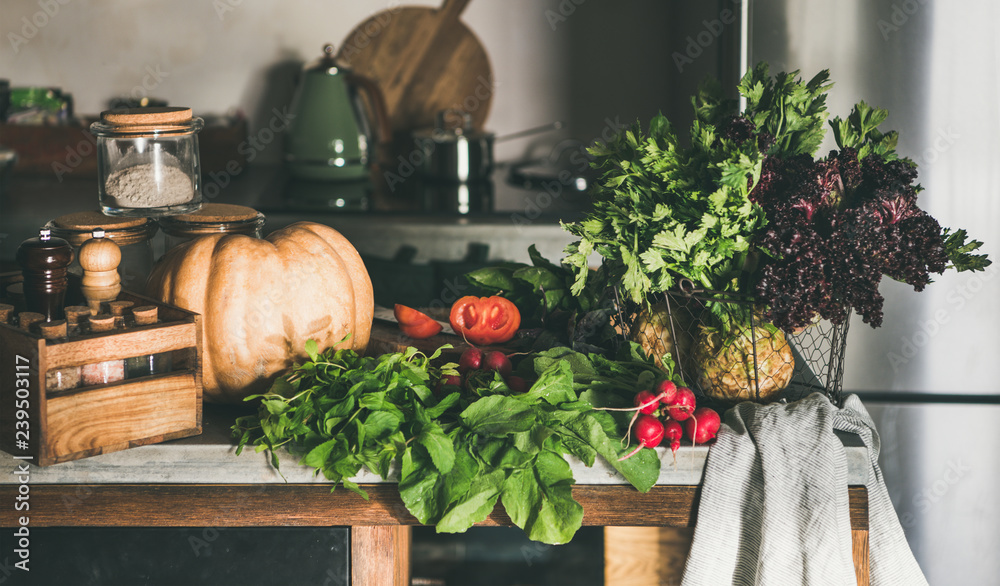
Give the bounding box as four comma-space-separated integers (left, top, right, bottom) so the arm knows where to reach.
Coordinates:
604, 526, 693, 585
852, 529, 870, 586
352, 525, 411, 586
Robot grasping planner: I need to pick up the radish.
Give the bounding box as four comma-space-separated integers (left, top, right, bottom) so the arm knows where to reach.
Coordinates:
662, 418, 683, 464
665, 386, 696, 421
435, 374, 462, 396
653, 380, 678, 405
458, 347, 483, 373
633, 390, 660, 415
683, 407, 721, 444
482, 351, 512, 377
506, 375, 529, 393
618, 414, 665, 461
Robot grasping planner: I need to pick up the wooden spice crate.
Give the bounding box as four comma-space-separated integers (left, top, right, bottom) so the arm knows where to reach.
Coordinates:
0, 291, 202, 466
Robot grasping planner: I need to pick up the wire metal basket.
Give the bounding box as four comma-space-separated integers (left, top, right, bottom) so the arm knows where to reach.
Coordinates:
612, 281, 850, 407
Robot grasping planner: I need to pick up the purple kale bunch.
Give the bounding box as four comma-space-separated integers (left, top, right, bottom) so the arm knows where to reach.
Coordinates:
750, 143, 978, 331
674, 67, 989, 334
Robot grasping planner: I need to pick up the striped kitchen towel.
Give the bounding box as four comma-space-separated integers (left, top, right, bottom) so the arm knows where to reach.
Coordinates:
681, 393, 928, 586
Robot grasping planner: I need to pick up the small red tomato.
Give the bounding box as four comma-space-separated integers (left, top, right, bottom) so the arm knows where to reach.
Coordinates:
394, 304, 442, 339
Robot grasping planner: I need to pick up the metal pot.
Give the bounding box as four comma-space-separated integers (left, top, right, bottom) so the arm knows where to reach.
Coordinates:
413, 109, 494, 184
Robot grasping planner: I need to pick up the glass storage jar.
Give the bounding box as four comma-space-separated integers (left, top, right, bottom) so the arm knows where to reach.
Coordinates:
46, 211, 157, 293
158, 203, 265, 253
90, 107, 204, 217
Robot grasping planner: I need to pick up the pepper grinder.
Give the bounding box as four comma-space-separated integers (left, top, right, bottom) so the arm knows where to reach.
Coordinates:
15, 228, 74, 321
79, 229, 122, 315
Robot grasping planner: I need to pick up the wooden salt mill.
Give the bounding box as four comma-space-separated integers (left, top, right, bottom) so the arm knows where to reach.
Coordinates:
15, 228, 74, 321
79, 229, 122, 315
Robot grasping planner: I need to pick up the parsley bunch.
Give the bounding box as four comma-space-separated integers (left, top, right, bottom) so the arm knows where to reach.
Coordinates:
233, 341, 668, 545
563, 106, 766, 307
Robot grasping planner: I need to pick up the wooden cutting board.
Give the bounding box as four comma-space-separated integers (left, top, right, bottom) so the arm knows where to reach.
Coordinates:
336, 0, 493, 134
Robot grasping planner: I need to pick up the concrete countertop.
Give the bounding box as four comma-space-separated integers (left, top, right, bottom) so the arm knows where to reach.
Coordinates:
0, 405, 870, 487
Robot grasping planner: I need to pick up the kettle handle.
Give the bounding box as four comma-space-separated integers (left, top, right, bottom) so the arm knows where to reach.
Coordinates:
346, 71, 392, 146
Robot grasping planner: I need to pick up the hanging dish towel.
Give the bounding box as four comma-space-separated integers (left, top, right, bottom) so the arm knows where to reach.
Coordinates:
681, 393, 928, 586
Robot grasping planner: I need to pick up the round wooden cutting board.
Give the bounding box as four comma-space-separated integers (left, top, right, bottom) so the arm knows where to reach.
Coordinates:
336, 0, 493, 134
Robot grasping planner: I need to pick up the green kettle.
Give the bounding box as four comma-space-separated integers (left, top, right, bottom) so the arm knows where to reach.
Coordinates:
285, 44, 389, 181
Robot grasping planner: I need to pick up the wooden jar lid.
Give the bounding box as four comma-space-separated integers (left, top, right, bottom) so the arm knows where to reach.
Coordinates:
101, 107, 192, 126
132, 305, 159, 325
39, 320, 68, 339
166, 203, 261, 223
18, 312, 45, 330
52, 211, 149, 231
49, 211, 156, 247
108, 300, 135, 317
64, 306, 91, 325
88, 314, 115, 332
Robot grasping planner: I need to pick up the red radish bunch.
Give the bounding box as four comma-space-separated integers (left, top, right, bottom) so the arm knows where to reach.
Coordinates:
684, 407, 721, 444
665, 387, 696, 422
618, 414, 665, 461
663, 419, 683, 463
434, 373, 461, 396
482, 350, 512, 377
654, 380, 678, 404
633, 390, 661, 415
608, 381, 721, 461
452, 347, 527, 394
458, 348, 483, 373
506, 375, 529, 393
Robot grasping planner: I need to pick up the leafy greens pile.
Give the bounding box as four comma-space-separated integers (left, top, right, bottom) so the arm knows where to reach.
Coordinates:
233, 340, 669, 545
563, 62, 989, 334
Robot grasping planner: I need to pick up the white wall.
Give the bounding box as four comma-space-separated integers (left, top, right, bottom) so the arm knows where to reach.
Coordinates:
1, 0, 574, 163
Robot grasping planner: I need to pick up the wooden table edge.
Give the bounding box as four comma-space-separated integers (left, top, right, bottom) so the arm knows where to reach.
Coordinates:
1, 483, 868, 586
0, 483, 868, 530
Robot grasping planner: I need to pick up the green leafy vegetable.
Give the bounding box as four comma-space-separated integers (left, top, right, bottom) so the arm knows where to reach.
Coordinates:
233, 344, 667, 545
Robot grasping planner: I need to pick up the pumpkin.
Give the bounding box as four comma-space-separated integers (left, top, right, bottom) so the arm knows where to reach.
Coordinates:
146, 221, 374, 403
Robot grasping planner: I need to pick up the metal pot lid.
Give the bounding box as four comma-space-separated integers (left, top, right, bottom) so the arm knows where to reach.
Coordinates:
413, 109, 494, 143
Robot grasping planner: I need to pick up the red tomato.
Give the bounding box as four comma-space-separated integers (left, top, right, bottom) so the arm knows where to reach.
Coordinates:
394, 304, 442, 339
448, 296, 521, 345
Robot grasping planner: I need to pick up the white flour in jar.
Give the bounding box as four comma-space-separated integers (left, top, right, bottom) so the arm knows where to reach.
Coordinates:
106, 163, 194, 208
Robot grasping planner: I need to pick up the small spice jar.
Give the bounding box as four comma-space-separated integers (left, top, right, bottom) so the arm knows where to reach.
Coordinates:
47, 211, 157, 292
158, 203, 266, 252
125, 306, 173, 378
108, 300, 135, 328
18, 311, 45, 333
80, 314, 125, 386
39, 320, 80, 392
90, 107, 204, 217
64, 306, 91, 336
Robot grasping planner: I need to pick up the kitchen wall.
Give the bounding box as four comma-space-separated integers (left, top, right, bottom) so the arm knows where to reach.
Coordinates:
1, 0, 714, 165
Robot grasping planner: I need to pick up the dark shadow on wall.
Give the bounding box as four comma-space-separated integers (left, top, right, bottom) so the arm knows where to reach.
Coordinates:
560, 0, 741, 145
